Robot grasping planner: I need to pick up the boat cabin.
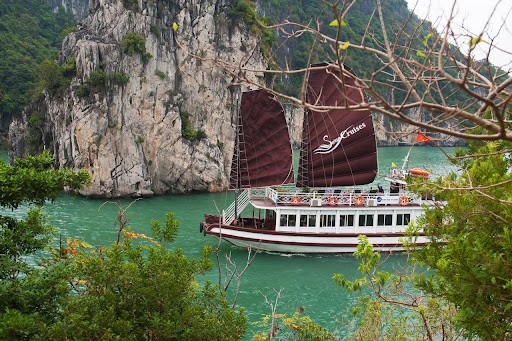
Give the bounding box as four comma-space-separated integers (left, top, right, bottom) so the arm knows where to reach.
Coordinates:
228, 186, 429, 234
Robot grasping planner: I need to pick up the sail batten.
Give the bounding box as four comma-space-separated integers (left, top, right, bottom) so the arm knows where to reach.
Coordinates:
297, 64, 378, 188
230, 89, 294, 189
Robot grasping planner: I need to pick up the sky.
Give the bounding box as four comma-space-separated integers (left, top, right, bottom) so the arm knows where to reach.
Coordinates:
405, 0, 512, 69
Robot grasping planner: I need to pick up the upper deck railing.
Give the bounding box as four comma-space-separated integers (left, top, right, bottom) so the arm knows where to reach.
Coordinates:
221, 184, 435, 225
249, 185, 426, 208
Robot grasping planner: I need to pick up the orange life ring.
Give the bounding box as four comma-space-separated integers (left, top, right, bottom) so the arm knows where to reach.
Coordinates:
409, 168, 430, 177
291, 196, 301, 205
399, 196, 409, 206
327, 196, 338, 206
353, 195, 365, 206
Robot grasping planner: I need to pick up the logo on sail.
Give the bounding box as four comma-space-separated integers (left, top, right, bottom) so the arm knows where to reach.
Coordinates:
313, 123, 367, 154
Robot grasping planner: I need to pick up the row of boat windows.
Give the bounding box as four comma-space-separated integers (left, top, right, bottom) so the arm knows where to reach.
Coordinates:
280, 213, 411, 228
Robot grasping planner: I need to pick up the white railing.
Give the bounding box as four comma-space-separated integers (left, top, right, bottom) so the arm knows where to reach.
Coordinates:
222, 189, 250, 225
220, 187, 428, 225
248, 186, 422, 207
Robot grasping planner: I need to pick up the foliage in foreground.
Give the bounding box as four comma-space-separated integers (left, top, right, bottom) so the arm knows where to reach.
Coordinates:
332, 236, 462, 340
48, 223, 246, 340
0, 151, 90, 281
332, 138, 512, 340
0, 150, 90, 209
0, 152, 247, 340
252, 306, 336, 341
1, 213, 247, 340
410, 139, 512, 340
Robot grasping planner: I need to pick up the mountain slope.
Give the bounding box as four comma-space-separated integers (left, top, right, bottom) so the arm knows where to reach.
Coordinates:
0, 0, 75, 137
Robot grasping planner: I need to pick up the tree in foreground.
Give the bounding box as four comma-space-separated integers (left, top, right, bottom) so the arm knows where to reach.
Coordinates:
0, 153, 247, 340
330, 138, 512, 340
410, 138, 512, 339
0, 150, 89, 280
333, 236, 463, 341
0, 151, 90, 338
43, 212, 247, 340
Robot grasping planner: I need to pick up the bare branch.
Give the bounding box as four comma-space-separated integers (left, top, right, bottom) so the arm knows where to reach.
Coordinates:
175, 0, 511, 143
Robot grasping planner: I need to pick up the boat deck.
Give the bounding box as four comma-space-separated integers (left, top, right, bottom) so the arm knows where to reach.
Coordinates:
219, 187, 438, 227
249, 193, 435, 210
250, 197, 425, 209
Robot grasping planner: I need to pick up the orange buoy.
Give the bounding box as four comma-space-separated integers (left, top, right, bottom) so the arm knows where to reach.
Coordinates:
353, 195, 365, 206
327, 196, 339, 206
399, 195, 409, 206
291, 196, 301, 205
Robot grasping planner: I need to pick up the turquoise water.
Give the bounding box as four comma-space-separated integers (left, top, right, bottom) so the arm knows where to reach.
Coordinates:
0, 147, 457, 338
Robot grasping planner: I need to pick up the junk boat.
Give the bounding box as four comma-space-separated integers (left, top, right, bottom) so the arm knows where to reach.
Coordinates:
200, 63, 437, 253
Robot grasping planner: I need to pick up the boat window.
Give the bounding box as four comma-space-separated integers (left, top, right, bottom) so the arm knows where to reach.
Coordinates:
358, 214, 374, 227
288, 215, 296, 226
308, 215, 316, 226
299, 215, 306, 227
340, 215, 354, 227
280, 214, 297, 227
279, 215, 286, 226
397, 214, 411, 226
320, 214, 336, 227
377, 214, 393, 226
300, 214, 316, 227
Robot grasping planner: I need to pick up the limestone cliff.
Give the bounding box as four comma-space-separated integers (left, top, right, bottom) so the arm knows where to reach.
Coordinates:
47, 0, 89, 19
12, 0, 268, 197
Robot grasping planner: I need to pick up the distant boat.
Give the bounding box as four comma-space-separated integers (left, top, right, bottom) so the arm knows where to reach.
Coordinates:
200, 63, 437, 253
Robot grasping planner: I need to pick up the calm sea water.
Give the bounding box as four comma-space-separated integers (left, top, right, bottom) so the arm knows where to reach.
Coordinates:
0, 147, 457, 338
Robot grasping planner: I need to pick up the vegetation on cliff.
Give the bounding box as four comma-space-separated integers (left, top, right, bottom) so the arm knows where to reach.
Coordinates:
229, 0, 275, 60
0, 0, 75, 132
122, 32, 153, 65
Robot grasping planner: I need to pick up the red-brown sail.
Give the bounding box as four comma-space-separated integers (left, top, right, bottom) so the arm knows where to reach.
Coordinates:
230, 89, 294, 189
297, 64, 377, 187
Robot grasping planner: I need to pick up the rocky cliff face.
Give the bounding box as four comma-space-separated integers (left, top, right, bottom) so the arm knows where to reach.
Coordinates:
47, 0, 89, 19
11, 0, 268, 197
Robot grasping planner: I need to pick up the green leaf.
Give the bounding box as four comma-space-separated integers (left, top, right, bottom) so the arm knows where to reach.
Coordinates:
339, 41, 350, 50
416, 50, 426, 58
469, 36, 486, 47
329, 19, 347, 27
375, 271, 391, 286
172, 22, 179, 32
423, 33, 433, 47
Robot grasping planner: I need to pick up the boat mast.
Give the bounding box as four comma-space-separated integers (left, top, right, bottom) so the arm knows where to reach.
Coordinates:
229, 83, 242, 221
401, 144, 414, 172
297, 68, 311, 188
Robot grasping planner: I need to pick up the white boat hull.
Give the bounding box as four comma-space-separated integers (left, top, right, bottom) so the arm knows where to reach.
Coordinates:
204, 225, 428, 254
